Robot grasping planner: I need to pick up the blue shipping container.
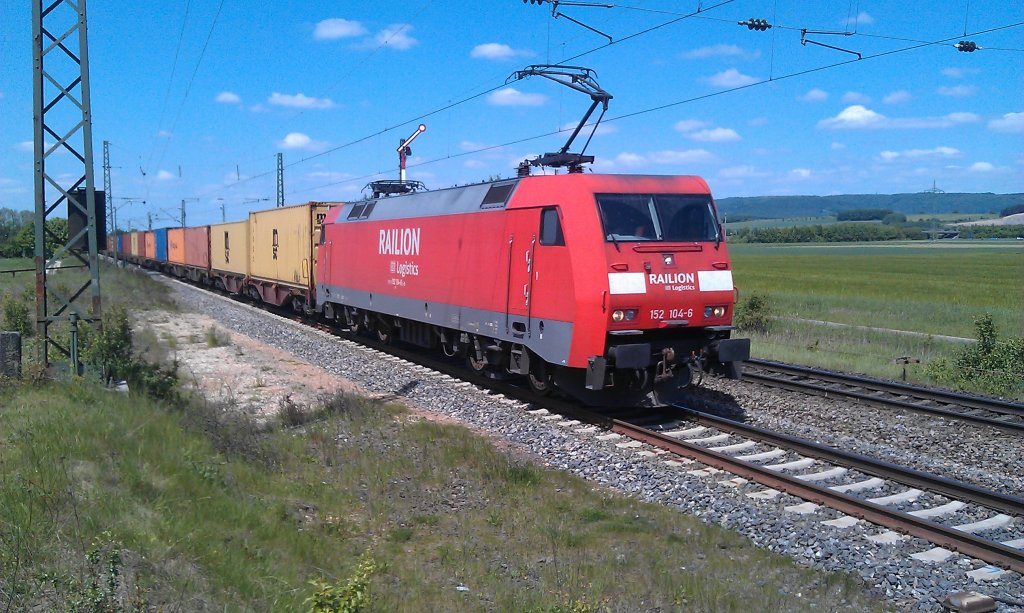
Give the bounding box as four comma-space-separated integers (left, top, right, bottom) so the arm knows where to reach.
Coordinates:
154, 228, 169, 262
118, 234, 129, 255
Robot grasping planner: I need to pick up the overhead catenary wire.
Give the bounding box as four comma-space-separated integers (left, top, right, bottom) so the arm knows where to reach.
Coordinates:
285, 21, 1023, 198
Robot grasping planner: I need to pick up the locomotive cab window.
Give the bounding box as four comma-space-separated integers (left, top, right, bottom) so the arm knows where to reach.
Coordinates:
539, 207, 564, 246
596, 193, 720, 243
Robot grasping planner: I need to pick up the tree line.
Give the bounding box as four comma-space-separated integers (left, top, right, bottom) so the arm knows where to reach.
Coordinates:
0, 208, 68, 258
730, 221, 1023, 243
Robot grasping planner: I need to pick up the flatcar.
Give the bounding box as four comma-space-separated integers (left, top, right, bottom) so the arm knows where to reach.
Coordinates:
316, 173, 749, 406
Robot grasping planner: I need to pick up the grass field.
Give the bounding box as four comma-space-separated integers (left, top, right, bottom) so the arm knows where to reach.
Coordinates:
730, 241, 1023, 391
0, 381, 887, 612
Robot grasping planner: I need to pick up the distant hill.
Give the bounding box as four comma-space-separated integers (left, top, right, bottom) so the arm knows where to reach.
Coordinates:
716, 192, 1024, 219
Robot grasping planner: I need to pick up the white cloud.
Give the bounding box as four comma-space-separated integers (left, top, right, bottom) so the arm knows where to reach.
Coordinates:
849, 11, 874, 24
842, 91, 871, 104
969, 161, 994, 172
680, 44, 759, 60
830, 142, 846, 150
374, 24, 417, 50
156, 170, 176, 181
989, 112, 1024, 133
487, 88, 547, 106
215, 91, 240, 104
883, 90, 912, 104
719, 165, 769, 179
314, 18, 366, 40
703, 68, 757, 88
268, 92, 335, 109
877, 146, 961, 161
937, 85, 976, 97
15, 141, 34, 151
613, 149, 716, 168
946, 112, 979, 123
673, 119, 708, 132
799, 88, 828, 102
941, 67, 978, 78
687, 127, 741, 143
791, 168, 811, 178
277, 132, 328, 151
818, 105, 885, 129
471, 43, 530, 60
819, 106, 977, 130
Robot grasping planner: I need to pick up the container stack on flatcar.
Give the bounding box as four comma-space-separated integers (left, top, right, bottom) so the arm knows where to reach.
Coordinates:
209, 220, 249, 294
246, 203, 334, 309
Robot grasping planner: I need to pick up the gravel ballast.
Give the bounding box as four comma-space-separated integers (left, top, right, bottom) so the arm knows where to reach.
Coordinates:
158, 276, 1024, 612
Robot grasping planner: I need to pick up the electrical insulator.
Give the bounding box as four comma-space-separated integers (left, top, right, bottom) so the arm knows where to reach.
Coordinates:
956, 40, 978, 52
741, 18, 772, 31
523, 0, 546, 4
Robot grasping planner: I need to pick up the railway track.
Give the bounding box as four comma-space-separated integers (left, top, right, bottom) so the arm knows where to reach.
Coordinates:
744, 358, 1024, 433
608, 406, 1024, 575
165, 274, 1024, 579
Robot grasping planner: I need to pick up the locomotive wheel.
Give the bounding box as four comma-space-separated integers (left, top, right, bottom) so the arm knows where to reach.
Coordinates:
527, 358, 553, 396
466, 353, 487, 374
376, 324, 393, 344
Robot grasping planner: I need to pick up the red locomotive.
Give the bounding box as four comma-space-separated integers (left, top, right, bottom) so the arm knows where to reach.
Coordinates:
316, 173, 749, 406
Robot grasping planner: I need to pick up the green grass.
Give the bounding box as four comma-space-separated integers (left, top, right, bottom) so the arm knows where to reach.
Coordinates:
0, 380, 890, 612
730, 242, 1023, 394
732, 242, 1022, 337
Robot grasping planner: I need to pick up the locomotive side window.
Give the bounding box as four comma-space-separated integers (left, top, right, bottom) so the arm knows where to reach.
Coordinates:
539, 207, 565, 246
596, 194, 719, 243
347, 203, 366, 220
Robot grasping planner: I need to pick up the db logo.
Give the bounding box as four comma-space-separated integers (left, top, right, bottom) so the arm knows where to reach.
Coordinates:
389, 261, 396, 273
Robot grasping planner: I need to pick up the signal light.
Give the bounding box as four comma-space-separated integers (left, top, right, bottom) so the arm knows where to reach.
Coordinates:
956, 40, 978, 52
740, 18, 772, 31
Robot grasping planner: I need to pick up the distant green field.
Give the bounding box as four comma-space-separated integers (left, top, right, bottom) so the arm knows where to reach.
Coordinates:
730, 241, 1023, 390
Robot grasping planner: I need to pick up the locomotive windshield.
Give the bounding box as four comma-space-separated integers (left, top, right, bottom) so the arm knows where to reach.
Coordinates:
596, 194, 720, 242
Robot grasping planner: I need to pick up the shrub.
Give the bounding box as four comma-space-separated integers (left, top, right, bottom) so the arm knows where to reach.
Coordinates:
1, 292, 33, 337
306, 549, 377, 613
734, 293, 773, 333
925, 314, 1024, 397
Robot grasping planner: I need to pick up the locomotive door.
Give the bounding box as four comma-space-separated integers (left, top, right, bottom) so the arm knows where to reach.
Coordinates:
504, 210, 538, 339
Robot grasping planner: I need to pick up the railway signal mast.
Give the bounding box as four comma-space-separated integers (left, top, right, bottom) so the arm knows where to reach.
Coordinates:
368, 124, 427, 198
508, 65, 612, 176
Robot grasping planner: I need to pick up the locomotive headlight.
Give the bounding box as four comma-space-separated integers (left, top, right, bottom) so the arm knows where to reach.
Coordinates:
705, 306, 727, 318
612, 310, 625, 322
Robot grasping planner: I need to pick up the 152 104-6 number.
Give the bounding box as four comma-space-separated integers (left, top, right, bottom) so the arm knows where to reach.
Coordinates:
649, 308, 694, 320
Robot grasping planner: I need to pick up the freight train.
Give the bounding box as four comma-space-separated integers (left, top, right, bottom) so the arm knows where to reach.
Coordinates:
110, 173, 749, 406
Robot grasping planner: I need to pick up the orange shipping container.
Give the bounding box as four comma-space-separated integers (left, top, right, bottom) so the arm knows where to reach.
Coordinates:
249, 202, 334, 288
184, 226, 211, 270
167, 228, 186, 265
210, 221, 249, 276
144, 231, 156, 259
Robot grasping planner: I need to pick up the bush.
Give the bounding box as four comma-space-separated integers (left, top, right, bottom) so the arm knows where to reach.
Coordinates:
306, 549, 377, 613
925, 314, 1024, 397
734, 293, 773, 333
2, 292, 33, 337
882, 212, 907, 225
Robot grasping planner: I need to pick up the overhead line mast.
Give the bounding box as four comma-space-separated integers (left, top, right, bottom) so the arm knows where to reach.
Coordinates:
32, 0, 103, 372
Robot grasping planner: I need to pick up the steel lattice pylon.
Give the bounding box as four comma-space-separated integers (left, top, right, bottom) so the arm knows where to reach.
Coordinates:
32, 0, 102, 369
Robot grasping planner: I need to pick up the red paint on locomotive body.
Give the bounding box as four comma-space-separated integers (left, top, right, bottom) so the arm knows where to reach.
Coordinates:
317, 173, 749, 405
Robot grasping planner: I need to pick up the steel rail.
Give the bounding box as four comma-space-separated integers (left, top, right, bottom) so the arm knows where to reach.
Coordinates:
745, 359, 1024, 433
669, 406, 1024, 516
613, 418, 1024, 574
